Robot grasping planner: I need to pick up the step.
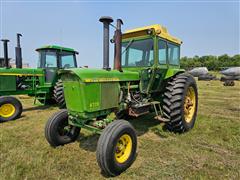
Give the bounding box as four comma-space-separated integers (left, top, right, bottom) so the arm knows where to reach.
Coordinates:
154, 116, 169, 122
150, 101, 161, 105
36, 97, 46, 100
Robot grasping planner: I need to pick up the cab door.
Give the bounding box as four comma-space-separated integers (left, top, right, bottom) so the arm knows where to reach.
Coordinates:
38, 50, 58, 84
147, 38, 168, 93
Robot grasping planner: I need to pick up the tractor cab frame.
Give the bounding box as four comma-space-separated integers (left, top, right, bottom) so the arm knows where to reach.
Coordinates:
36, 45, 78, 84
37, 46, 78, 69
121, 25, 183, 94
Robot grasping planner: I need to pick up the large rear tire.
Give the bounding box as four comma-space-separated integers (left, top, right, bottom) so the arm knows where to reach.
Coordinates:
53, 79, 66, 108
0, 96, 22, 121
45, 109, 80, 147
162, 73, 198, 133
96, 120, 137, 177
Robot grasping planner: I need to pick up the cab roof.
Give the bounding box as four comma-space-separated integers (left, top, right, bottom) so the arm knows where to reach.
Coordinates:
123, 24, 182, 45
36, 45, 79, 54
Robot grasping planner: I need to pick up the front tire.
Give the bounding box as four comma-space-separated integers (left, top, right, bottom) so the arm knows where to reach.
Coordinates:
96, 120, 137, 177
162, 73, 198, 133
0, 96, 22, 121
45, 109, 80, 147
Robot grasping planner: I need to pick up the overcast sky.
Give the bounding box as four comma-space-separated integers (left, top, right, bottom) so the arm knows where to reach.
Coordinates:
0, 0, 239, 67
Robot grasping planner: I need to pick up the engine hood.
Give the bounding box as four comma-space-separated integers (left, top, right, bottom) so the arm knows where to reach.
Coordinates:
59, 68, 140, 82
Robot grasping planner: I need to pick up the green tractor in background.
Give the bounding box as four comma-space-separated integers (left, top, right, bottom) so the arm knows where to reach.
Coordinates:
45, 16, 198, 176
0, 34, 78, 121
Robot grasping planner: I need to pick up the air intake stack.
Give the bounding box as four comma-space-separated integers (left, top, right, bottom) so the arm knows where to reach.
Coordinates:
15, 33, 23, 68
99, 16, 113, 70
114, 19, 123, 71
1, 39, 10, 68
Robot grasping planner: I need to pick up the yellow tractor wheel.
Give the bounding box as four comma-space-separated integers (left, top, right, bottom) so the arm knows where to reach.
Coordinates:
0, 96, 22, 121
96, 120, 137, 177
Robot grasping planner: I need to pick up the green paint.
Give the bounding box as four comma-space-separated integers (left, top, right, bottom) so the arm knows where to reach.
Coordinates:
60, 68, 139, 82
36, 45, 78, 53
165, 68, 185, 79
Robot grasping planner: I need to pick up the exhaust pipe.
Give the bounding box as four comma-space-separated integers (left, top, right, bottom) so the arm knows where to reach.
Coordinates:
15, 33, 23, 68
1, 39, 10, 68
114, 19, 123, 71
99, 16, 113, 70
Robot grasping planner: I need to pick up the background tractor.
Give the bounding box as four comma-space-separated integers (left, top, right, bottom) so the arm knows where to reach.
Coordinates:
0, 34, 78, 121
45, 16, 198, 176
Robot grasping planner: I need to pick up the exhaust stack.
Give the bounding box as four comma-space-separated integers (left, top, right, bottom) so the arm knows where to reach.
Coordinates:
1, 39, 10, 68
99, 16, 113, 70
15, 33, 23, 68
114, 19, 123, 71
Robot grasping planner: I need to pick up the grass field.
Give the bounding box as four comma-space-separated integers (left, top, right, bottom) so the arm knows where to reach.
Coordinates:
0, 81, 240, 180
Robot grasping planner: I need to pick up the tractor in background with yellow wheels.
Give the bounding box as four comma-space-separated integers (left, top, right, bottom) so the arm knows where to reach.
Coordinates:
0, 35, 79, 121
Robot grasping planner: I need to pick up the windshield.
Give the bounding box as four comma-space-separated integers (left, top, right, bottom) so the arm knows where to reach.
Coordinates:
38, 50, 57, 68
38, 50, 77, 68
59, 51, 76, 68
122, 38, 154, 67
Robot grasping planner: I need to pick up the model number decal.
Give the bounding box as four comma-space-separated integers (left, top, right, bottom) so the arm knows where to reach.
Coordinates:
89, 102, 100, 108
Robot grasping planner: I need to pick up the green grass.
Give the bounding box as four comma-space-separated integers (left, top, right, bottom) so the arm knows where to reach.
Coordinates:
0, 81, 240, 179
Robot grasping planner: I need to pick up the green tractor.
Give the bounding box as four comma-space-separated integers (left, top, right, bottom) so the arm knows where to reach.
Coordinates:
0, 34, 78, 121
45, 16, 198, 176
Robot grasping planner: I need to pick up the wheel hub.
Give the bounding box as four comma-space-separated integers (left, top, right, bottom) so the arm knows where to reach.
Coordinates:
115, 134, 132, 163
0, 103, 16, 118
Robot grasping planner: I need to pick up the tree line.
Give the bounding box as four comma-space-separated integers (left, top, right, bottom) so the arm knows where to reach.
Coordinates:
180, 54, 240, 70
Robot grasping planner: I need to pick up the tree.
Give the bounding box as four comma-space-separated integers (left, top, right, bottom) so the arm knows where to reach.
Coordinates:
180, 54, 240, 70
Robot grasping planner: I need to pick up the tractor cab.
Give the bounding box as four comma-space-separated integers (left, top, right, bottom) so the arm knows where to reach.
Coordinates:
36, 45, 78, 83
122, 24, 182, 70
121, 25, 183, 93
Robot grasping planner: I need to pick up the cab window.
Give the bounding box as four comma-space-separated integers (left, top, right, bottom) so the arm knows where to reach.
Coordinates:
168, 43, 180, 65
122, 38, 154, 67
60, 52, 76, 68
45, 51, 57, 68
158, 40, 167, 64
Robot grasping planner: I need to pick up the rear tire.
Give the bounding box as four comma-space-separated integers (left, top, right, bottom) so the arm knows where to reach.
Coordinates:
0, 96, 22, 121
53, 79, 66, 108
96, 120, 137, 177
162, 73, 198, 133
45, 109, 80, 147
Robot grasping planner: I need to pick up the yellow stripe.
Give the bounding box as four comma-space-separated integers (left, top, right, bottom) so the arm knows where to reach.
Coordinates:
0, 73, 44, 76
84, 78, 119, 82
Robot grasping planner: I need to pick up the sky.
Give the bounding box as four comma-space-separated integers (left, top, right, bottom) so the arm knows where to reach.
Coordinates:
0, 0, 239, 68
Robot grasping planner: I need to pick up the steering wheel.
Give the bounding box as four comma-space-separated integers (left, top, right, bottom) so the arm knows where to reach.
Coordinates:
63, 64, 70, 69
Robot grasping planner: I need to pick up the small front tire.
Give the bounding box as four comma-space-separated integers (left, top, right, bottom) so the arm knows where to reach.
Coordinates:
96, 120, 137, 177
45, 109, 80, 147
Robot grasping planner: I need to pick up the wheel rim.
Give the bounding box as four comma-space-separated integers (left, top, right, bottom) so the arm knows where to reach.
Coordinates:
115, 134, 132, 164
0, 103, 16, 118
184, 87, 196, 123
57, 119, 74, 136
